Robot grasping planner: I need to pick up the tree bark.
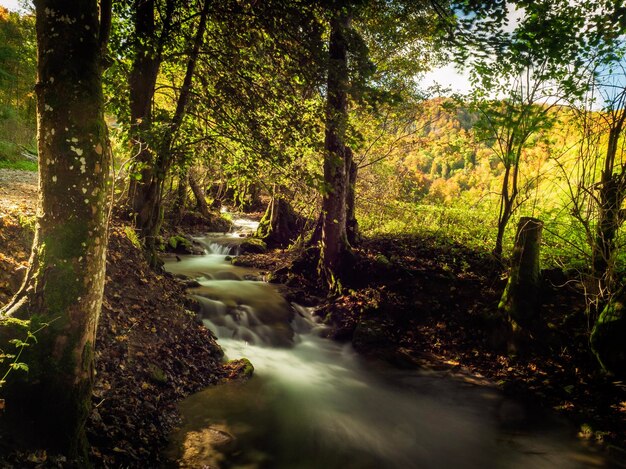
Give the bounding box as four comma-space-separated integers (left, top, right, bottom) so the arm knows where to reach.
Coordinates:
498, 217, 543, 351
0, 0, 111, 459
319, 9, 353, 290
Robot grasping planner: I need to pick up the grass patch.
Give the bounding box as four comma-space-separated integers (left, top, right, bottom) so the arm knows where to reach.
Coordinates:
0, 158, 37, 171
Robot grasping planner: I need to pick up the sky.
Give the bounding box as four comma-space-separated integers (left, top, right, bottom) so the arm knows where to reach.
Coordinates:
0, 0, 21, 12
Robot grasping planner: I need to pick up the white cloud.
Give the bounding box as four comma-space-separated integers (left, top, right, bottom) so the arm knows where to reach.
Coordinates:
419, 64, 472, 96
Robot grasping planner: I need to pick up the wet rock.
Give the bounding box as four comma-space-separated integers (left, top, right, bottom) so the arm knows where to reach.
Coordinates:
497, 399, 527, 428
184, 280, 202, 289
223, 358, 254, 381
212, 271, 241, 281
177, 425, 237, 468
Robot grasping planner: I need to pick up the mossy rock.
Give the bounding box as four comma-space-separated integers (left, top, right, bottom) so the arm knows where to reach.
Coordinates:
374, 254, 392, 269
148, 364, 168, 384
206, 213, 232, 232
223, 358, 254, 381
168, 235, 194, 254
239, 238, 267, 254
591, 296, 626, 377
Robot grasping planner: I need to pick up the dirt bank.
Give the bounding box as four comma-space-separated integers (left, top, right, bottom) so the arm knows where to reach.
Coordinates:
0, 169, 226, 467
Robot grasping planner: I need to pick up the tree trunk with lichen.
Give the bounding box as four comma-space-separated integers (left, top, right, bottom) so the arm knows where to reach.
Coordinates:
0, 0, 111, 460
319, 9, 353, 290
498, 217, 543, 352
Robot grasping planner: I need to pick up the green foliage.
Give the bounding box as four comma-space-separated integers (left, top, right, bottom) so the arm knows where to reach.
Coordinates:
0, 158, 37, 171
0, 317, 34, 387
17, 213, 35, 232
0, 139, 37, 171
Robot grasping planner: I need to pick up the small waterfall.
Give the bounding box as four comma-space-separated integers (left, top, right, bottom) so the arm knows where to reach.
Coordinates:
205, 242, 234, 256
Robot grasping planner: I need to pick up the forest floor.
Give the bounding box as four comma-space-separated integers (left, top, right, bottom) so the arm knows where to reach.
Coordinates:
1, 168, 625, 466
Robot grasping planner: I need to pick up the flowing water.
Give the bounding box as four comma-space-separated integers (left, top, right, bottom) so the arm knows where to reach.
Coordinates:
164, 218, 614, 469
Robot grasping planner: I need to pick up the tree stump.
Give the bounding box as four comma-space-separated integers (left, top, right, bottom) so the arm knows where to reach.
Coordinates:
498, 217, 543, 352
591, 290, 626, 377
256, 196, 302, 248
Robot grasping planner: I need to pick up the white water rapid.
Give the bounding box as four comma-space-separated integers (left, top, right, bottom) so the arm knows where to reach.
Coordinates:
163, 218, 612, 469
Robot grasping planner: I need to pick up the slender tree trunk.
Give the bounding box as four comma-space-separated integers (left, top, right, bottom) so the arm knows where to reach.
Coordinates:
319, 9, 352, 289
592, 119, 626, 299
131, 0, 209, 265
0, 0, 111, 459
127, 0, 164, 205
494, 164, 512, 260
173, 167, 188, 222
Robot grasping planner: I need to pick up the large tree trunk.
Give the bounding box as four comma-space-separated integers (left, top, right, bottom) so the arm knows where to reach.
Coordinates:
0, 0, 111, 459
498, 217, 543, 352
319, 9, 353, 289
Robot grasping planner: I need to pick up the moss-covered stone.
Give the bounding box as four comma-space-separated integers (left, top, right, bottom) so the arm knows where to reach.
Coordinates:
239, 238, 267, 254
168, 235, 194, 254
148, 364, 168, 384
223, 358, 254, 381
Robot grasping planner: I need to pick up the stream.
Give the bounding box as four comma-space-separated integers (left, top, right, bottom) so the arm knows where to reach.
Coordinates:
163, 215, 612, 468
